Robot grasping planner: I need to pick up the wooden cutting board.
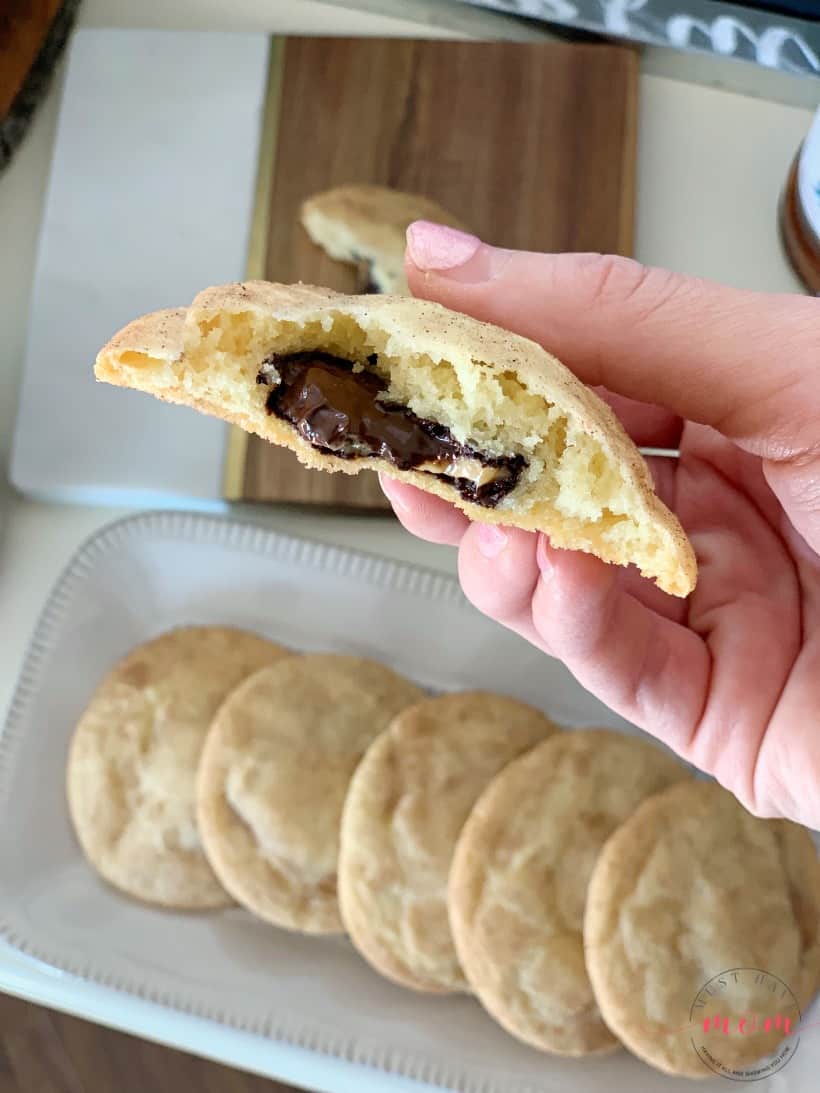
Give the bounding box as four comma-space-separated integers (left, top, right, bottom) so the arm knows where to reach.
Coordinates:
231, 36, 638, 510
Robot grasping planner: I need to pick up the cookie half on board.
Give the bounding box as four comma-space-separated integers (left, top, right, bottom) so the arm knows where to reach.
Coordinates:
300, 184, 468, 294
95, 282, 696, 597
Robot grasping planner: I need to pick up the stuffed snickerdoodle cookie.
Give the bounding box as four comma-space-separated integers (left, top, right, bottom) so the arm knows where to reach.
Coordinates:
66, 626, 287, 909
196, 654, 423, 934
95, 282, 696, 597
337, 692, 556, 992
448, 730, 687, 1055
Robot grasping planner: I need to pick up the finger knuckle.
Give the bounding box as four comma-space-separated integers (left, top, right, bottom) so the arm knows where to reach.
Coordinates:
584, 254, 685, 326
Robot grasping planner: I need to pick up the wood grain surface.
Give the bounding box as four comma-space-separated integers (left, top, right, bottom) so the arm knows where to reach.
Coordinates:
0, 992, 294, 1093
241, 36, 638, 508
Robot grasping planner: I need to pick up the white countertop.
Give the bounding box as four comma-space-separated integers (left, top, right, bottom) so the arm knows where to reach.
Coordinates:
0, 0, 815, 1085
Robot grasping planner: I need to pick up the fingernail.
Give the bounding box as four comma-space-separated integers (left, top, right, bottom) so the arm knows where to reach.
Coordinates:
477, 523, 508, 558
406, 221, 482, 272
406, 221, 513, 283
536, 534, 555, 581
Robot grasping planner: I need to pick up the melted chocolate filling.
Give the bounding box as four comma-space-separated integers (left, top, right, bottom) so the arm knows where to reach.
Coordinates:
256, 351, 525, 507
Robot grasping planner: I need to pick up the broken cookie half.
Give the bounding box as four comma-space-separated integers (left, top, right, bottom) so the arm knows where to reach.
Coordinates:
300, 184, 468, 294
95, 281, 697, 597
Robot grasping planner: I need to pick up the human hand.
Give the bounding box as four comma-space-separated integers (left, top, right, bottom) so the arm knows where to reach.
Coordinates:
381, 222, 820, 827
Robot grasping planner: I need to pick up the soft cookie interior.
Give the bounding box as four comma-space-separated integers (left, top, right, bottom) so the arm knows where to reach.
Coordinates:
189, 312, 608, 512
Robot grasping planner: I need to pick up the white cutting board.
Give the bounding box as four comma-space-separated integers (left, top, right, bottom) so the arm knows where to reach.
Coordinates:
10, 29, 269, 507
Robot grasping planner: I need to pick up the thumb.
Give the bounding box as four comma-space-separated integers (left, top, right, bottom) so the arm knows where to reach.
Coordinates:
404, 222, 819, 460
